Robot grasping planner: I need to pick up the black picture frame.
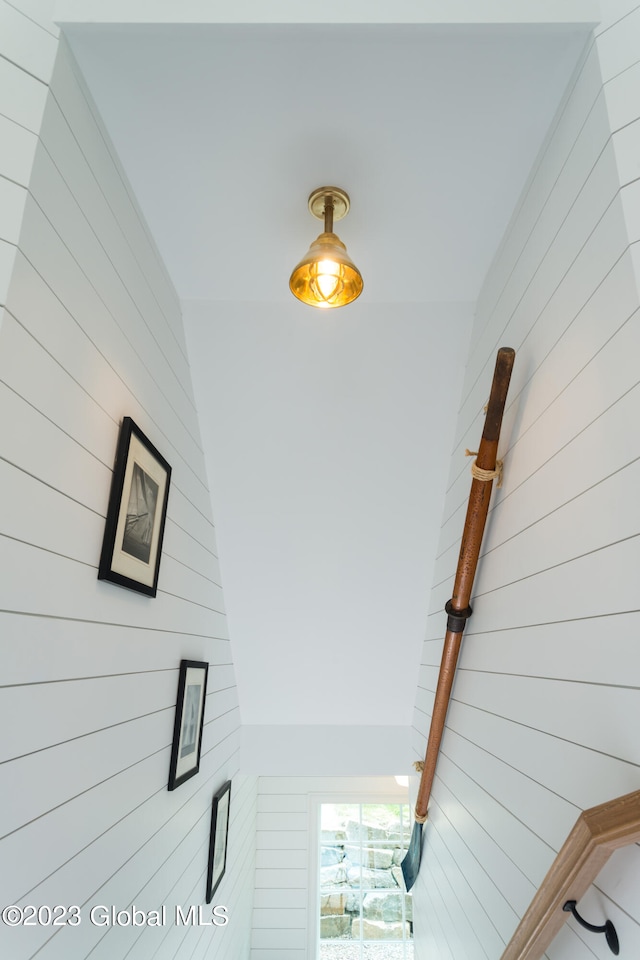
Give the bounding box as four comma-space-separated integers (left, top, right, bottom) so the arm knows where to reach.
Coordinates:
206, 780, 231, 903
168, 660, 209, 791
98, 417, 171, 597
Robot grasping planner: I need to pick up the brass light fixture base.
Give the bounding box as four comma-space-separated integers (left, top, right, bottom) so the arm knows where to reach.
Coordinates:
289, 185, 362, 309
308, 186, 350, 222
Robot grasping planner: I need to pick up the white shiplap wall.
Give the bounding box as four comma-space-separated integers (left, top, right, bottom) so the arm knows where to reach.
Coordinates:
0, 6, 256, 960
250, 776, 410, 960
412, 3, 640, 958
0, 0, 57, 321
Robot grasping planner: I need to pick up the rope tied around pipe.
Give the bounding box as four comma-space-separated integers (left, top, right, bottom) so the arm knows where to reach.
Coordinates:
465, 449, 504, 488
411, 762, 428, 821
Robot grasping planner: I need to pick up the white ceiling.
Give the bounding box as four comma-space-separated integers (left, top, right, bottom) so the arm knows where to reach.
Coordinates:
62, 4, 594, 730
65, 19, 592, 304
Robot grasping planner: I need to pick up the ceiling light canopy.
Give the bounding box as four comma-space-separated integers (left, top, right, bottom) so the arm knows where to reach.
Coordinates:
289, 186, 363, 309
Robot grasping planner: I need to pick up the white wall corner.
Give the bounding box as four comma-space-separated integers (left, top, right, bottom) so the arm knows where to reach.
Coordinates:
240, 724, 414, 776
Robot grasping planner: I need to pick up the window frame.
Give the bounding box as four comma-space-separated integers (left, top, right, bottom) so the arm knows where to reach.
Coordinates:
308, 787, 413, 959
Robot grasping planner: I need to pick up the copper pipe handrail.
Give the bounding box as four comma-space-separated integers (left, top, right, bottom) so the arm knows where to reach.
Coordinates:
500, 788, 640, 960
402, 348, 515, 892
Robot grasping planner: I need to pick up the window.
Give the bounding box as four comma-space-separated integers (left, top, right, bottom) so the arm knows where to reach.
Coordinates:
318, 802, 413, 959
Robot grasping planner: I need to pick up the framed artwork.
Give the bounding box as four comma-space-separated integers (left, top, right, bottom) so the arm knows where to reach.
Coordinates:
98, 417, 171, 597
206, 780, 231, 902
168, 660, 209, 790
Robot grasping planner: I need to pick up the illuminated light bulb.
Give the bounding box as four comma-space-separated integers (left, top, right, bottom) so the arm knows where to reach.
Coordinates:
289, 187, 363, 309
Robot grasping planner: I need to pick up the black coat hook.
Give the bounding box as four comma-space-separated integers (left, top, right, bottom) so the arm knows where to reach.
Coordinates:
563, 900, 619, 955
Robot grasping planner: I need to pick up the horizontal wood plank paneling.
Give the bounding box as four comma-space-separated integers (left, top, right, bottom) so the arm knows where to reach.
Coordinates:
595, 3, 640, 79
1, 537, 230, 638
250, 952, 305, 960
597, 842, 640, 914
0, 244, 17, 308
256, 849, 307, 870
435, 250, 639, 579
13, 195, 201, 474
452, 671, 640, 767
256, 831, 308, 851
433, 777, 538, 917
0, 176, 28, 245
252, 908, 306, 929
0, 709, 170, 837
51, 39, 182, 334
0, 0, 58, 80
0, 113, 39, 186
251, 929, 307, 949
475, 460, 640, 596
426, 798, 521, 944
0, 670, 176, 762
38, 90, 189, 379
254, 869, 308, 890
471, 41, 604, 353
0, 53, 49, 131
22, 156, 203, 478
413, 6, 640, 958
253, 889, 308, 910
432, 751, 559, 887
1, 613, 231, 685
604, 57, 640, 130
250, 775, 410, 960
612, 116, 640, 184
0, 751, 167, 899
621, 177, 640, 240
420, 809, 507, 958
257, 812, 308, 833
257, 794, 308, 814
0, 10, 256, 960
27, 153, 195, 445
450, 611, 640, 686
446, 699, 640, 814
3, 244, 188, 476
595, 0, 640, 33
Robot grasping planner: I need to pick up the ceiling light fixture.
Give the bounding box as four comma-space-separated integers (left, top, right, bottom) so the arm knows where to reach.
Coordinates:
289, 186, 363, 309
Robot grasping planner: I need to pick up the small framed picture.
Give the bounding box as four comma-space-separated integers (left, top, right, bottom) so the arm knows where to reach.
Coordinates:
168, 660, 209, 791
98, 417, 171, 597
206, 780, 231, 903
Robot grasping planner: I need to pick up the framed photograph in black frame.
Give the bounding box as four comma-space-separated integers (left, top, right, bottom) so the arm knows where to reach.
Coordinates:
98, 417, 171, 597
206, 780, 231, 903
168, 660, 209, 790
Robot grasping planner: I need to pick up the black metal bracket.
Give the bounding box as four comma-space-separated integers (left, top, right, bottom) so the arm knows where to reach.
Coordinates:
563, 900, 619, 955
444, 599, 473, 633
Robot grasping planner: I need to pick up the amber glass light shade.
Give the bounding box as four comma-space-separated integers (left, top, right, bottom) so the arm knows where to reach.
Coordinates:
289, 231, 364, 309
